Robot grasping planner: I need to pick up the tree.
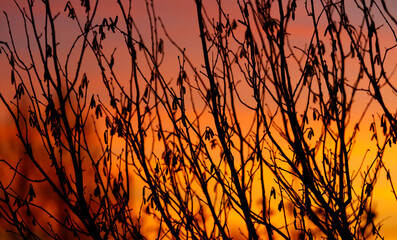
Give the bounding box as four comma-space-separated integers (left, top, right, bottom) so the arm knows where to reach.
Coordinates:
1, 0, 397, 239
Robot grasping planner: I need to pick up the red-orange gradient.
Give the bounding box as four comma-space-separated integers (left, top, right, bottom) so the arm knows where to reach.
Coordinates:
1, 0, 397, 239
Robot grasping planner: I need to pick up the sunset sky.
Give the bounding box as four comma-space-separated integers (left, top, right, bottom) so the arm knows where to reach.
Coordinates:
1, 0, 397, 239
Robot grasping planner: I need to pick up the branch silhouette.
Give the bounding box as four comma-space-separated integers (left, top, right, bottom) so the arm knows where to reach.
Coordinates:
0, 0, 396, 239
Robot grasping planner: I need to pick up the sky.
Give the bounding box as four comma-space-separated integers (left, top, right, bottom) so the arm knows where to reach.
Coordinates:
1, 0, 397, 239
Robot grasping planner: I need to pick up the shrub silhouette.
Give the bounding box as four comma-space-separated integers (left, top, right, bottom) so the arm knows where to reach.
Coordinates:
1, 0, 397, 239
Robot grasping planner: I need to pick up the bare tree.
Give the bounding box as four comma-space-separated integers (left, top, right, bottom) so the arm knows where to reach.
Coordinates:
1, 0, 397, 239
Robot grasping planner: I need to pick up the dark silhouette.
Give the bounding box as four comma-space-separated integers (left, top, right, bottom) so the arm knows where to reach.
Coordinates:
1, 0, 397, 239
